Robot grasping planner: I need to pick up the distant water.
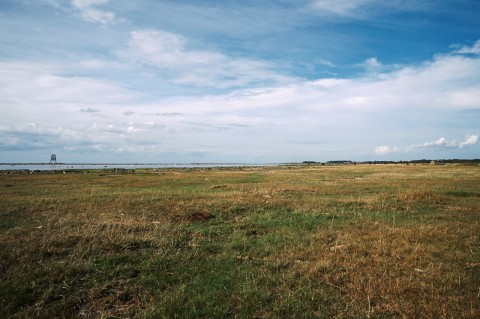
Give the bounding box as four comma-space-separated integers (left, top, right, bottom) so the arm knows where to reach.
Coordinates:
0, 163, 281, 171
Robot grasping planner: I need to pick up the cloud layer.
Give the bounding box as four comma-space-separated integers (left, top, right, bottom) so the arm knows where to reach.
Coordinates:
375, 135, 479, 155
1, 38, 479, 161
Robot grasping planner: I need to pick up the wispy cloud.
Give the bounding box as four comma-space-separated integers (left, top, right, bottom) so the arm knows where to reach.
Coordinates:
309, 0, 430, 18
363, 57, 382, 70
315, 59, 335, 68
375, 135, 479, 155
45, 0, 117, 25
453, 40, 480, 55
126, 29, 295, 88
310, 0, 372, 16
354, 56, 389, 75
71, 0, 117, 25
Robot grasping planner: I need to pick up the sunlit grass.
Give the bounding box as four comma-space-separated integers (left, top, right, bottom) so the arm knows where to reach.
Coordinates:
1, 164, 479, 318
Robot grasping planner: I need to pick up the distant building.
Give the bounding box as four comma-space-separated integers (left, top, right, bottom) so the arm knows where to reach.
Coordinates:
50, 154, 57, 164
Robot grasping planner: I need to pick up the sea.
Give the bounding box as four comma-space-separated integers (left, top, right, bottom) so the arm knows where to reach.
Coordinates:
0, 163, 282, 171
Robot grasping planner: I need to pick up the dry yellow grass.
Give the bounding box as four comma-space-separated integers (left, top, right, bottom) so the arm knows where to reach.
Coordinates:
0, 164, 479, 318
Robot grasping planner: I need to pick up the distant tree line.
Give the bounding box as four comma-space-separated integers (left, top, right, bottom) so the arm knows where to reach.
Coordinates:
302, 159, 480, 165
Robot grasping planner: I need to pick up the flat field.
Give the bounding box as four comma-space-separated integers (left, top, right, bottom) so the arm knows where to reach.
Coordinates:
1, 164, 479, 318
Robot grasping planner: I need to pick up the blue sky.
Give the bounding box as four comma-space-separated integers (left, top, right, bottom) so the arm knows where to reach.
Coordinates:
1, 0, 479, 163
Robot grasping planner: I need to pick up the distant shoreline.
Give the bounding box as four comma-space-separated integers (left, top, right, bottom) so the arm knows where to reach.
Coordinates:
1, 159, 479, 166
0, 162, 284, 171
0, 163, 284, 166
1, 159, 479, 171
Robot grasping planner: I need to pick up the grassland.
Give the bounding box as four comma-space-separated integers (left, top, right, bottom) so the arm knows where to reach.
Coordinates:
0, 164, 479, 318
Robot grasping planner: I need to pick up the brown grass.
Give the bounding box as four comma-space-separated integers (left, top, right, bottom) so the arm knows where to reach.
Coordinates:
0, 164, 479, 318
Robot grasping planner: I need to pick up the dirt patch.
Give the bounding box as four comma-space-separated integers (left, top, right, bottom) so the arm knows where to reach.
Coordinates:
187, 211, 215, 222
211, 185, 228, 189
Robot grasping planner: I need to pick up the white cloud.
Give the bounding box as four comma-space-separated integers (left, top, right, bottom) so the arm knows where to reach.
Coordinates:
44, 0, 118, 25
407, 137, 458, 151
44, 0, 63, 9
374, 145, 399, 155
126, 29, 294, 88
71, 0, 110, 9
48, 0, 117, 25
0, 62, 135, 125
224, 46, 480, 113
364, 57, 382, 69
454, 40, 480, 55
309, 0, 430, 18
375, 135, 479, 155
128, 30, 220, 67
311, 0, 371, 16
459, 134, 479, 148
315, 59, 335, 67
356, 57, 387, 75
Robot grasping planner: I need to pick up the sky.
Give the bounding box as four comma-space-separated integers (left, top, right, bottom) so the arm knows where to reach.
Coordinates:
1, 0, 479, 163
